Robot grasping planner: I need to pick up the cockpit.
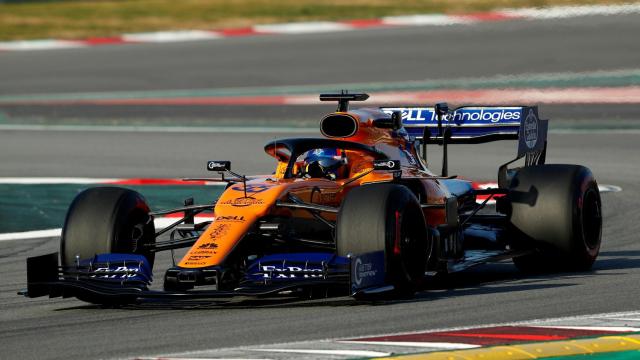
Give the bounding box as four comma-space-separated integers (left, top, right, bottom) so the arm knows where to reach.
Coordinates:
264, 138, 388, 181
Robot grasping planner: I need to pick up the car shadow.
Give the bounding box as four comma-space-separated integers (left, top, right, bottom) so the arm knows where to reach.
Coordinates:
592, 250, 640, 271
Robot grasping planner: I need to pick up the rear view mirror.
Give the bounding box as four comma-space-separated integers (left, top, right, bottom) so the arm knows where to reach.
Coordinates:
373, 160, 401, 171
207, 161, 231, 171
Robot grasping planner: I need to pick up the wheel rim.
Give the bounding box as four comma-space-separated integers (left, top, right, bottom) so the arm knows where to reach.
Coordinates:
581, 188, 601, 250
116, 209, 154, 258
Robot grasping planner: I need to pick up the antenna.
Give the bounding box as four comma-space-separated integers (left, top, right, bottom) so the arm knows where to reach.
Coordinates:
338, 89, 349, 112
319, 91, 369, 112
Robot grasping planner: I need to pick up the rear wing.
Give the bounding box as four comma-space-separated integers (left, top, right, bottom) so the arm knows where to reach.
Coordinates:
381, 106, 548, 186
380, 106, 546, 145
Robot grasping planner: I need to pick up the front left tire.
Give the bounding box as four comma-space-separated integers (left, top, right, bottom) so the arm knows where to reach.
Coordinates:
336, 184, 430, 296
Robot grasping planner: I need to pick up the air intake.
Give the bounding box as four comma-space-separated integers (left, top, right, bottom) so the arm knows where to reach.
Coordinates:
320, 114, 358, 138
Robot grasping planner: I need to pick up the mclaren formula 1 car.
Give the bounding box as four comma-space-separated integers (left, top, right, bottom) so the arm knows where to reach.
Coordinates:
21, 93, 602, 304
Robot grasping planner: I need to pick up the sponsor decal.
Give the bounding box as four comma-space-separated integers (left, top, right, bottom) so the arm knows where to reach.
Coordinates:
350, 251, 385, 292
321, 192, 337, 202
216, 215, 246, 222
220, 197, 265, 207
184, 261, 207, 266
91, 266, 140, 279
198, 243, 218, 250
310, 186, 338, 203
353, 258, 378, 287
523, 109, 538, 149
187, 255, 211, 261
191, 249, 216, 255
381, 107, 522, 124
209, 223, 230, 239
191, 223, 228, 253
231, 184, 274, 193
259, 265, 324, 279
199, 243, 218, 254
373, 160, 401, 170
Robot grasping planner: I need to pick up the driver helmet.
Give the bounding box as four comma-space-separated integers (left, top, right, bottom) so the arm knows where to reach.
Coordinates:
301, 148, 347, 180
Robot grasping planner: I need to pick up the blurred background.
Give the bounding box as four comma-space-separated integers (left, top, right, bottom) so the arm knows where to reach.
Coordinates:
1, 3, 640, 360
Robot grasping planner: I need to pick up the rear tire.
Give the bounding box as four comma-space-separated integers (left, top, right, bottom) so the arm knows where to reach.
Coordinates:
61, 187, 156, 304
509, 165, 602, 272
337, 184, 429, 296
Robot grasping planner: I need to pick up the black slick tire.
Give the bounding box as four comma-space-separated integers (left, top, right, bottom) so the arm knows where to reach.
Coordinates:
61, 187, 155, 267
61, 187, 155, 304
509, 165, 602, 272
337, 184, 429, 297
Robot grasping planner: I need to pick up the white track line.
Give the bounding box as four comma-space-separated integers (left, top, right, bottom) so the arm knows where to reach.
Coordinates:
382, 14, 472, 26
122, 30, 221, 43
530, 325, 640, 332
154, 217, 214, 229
0, 39, 86, 51
0, 177, 121, 184
246, 348, 391, 357
0, 228, 61, 242
0, 124, 317, 134
254, 22, 352, 34
0, 216, 215, 243
503, 3, 640, 19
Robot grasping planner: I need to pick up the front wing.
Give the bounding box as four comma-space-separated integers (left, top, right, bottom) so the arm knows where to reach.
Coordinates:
20, 251, 389, 302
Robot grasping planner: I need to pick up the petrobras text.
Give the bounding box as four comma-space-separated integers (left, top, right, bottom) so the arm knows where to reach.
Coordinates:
91, 266, 140, 279
381, 107, 523, 125
258, 265, 324, 279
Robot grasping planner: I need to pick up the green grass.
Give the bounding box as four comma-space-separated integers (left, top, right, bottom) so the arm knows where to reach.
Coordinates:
0, 184, 222, 233
0, 0, 629, 41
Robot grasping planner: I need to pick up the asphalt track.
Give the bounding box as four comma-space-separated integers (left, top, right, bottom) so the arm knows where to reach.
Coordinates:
1, 12, 640, 360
